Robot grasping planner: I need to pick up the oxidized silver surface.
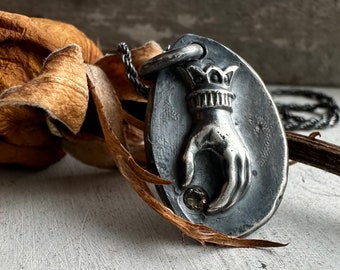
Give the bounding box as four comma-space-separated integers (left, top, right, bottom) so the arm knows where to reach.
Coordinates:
142, 34, 288, 236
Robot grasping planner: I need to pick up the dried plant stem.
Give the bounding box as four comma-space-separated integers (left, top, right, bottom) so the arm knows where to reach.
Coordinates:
286, 131, 340, 176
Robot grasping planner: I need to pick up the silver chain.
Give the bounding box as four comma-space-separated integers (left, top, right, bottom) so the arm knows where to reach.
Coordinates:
117, 42, 150, 98
271, 89, 340, 130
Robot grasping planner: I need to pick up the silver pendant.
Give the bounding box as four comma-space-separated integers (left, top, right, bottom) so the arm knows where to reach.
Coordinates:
140, 34, 288, 236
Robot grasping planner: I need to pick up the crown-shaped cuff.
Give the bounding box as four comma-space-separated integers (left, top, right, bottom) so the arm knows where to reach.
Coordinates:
187, 89, 235, 112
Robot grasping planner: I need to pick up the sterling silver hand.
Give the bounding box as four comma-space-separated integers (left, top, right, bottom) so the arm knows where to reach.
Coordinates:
180, 64, 250, 212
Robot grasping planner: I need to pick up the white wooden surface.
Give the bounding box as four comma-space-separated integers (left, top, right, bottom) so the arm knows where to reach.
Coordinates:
0, 87, 339, 270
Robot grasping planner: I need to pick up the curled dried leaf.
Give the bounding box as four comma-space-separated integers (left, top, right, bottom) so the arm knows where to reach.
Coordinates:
0, 106, 53, 147
58, 42, 160, 167
0, 11, 103, 168
59, 42, 162, 168
0, 44, 90, 167
0, 45, 88, 134
0, 42, 45, 93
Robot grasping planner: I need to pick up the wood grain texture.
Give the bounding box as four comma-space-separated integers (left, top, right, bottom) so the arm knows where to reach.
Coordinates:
0, 87, 339, 269
0, 0, 340, 86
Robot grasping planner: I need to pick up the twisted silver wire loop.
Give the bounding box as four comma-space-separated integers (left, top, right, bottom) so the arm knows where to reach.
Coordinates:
117, 42, 150, 98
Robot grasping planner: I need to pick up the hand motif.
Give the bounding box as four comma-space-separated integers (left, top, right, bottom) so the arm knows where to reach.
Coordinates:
180, 63, 250, 213
182, 121, 250, 213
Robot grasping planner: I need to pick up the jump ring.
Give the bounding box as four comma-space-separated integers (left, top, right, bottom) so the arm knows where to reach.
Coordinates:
139, 43, 205, 77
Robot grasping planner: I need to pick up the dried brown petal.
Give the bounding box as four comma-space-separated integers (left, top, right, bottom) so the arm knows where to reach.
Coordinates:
0, 11, 103, 168
0, 106, 54, 147
0, 104, 65, 168
0, 11, 102, 64
0, 44, 89, 167
0, 11, 102, 93
0, 45, 88, 133
0, 42, 45, 93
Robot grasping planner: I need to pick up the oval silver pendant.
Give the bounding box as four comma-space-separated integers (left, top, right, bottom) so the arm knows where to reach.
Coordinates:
143, 34, 288, 236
